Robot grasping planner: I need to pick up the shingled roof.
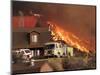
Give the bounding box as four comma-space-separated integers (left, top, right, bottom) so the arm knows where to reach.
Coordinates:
12, 27, 52, 49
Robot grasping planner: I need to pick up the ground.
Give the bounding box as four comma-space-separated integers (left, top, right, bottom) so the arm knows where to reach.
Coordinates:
12, 56, 96, 75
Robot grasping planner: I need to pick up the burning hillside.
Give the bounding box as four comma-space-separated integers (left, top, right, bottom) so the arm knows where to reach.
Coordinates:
47, 21, 95, 53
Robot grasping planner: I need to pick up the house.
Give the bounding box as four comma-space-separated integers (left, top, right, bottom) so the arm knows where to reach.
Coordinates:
12, 27, 52, 56
12, 15, 52, 57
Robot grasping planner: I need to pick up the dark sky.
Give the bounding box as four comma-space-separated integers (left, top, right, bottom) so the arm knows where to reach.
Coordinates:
12, 1, 96, 51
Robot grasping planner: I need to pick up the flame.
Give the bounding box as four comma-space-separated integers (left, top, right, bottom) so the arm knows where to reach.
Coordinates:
48, 21, 90, 53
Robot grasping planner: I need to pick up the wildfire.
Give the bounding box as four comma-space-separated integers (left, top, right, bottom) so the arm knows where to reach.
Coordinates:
47, 21, 90, 53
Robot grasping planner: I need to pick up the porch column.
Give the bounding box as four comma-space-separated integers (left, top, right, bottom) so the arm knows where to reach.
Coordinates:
37, 50, 40, 56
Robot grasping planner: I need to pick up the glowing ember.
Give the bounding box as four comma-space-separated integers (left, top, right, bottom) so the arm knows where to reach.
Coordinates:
47, 21, 90, 53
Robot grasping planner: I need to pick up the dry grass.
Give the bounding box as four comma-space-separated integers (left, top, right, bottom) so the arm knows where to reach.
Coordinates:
47, 58, 65, 71
47, 56, 96, 71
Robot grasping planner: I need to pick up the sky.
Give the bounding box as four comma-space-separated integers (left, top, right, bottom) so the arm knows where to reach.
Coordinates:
12, 1, 96, 51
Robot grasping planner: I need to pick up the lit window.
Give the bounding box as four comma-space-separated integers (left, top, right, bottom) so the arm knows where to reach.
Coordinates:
32, 35, 38, 43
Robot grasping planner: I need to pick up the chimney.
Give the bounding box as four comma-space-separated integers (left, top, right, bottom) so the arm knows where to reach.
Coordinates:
29, 10, 41, 27
18, 11, 24, 28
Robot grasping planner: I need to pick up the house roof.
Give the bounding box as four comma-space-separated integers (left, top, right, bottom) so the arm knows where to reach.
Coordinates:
12, 27, 49, 33
12, 27, 52, 49
12, 16, 37, 28
12, 43, 44, 49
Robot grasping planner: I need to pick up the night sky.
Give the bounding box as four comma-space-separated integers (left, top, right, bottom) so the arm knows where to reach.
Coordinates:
12, 1, 96, 51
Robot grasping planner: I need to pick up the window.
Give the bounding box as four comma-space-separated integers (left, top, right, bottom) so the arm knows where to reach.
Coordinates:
59, 44, 62, 48
45, 44, 55, 49
25, 50, 30, 53
21, 51, 24, 55
31, 35, 38, 43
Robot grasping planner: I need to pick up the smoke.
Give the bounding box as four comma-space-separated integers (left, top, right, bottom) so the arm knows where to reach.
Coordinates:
13, 1, 96, 51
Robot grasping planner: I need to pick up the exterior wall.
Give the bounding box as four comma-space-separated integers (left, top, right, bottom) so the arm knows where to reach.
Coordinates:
67, 47, 74, 56
53, 48, 65, 56
31, 48, 44, 57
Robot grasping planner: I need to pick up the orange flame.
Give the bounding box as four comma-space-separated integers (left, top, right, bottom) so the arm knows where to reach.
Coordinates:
48, 21, 90, 53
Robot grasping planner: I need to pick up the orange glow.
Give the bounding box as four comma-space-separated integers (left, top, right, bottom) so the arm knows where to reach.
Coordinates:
48, 21, 90, 53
